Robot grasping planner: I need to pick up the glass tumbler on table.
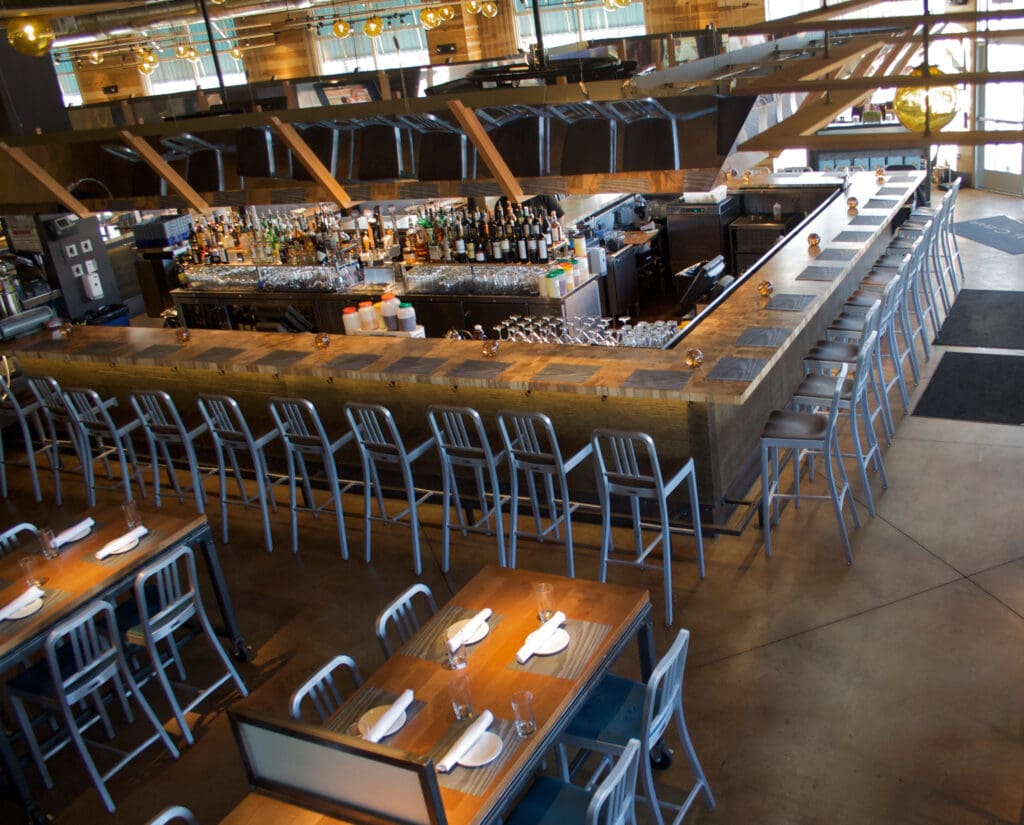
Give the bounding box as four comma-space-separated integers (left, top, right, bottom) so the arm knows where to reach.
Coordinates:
533, 582, 555, 623
511, 689, 536, 737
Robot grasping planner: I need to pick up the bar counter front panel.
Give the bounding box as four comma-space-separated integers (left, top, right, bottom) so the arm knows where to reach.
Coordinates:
5, 173, 922, 522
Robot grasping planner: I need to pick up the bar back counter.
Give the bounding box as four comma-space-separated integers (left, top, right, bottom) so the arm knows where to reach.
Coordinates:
4, 172, 922, 525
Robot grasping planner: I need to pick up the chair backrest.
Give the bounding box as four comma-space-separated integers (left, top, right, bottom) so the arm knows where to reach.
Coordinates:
197, 394, 257, 451
640, 628, 693, 749
27, 375, 67, 418
269, 397, 331, 452
133, 545, 202, 644
822, 363, 849, 438
851, 330, 879, 400
587, 737, 641, 825
427, 405, 495, 469
344, 402, 408, 466
0, 374, 34, 420
144, 805, 198, 825
130, 390, 188, 439
63, 387, 116, 434
46, 599, 125, 706
0, 522, 39, 555
375, 583, 438, 657
497, 410, 565, 476
289, 654, 364, 723
591, 430, 665, 502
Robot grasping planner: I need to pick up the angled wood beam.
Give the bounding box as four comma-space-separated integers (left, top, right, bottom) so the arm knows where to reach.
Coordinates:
447, 99, 526, 205
739, 36, 891, 94
119, 130, 210, 213
268, 117, 354, 209
0, 142, 91, 218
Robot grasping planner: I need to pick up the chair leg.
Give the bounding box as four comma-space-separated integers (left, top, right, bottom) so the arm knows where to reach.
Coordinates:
846, 403, 877, 518
440, 463, 453, 573
59, 702, 117, 813
508, 469, 521, 569
687, 468, 706, 580
146, 634, 194, 745
9, 695, 53, 788
403, 462, 424, 576
760, 444, 773, 559
559, 474, 576, 579
675, 706, 717, 811
659, 506, 673, 627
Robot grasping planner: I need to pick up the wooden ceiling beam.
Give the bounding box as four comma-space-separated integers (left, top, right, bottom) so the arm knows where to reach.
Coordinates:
268, 117, 354, 209
0, 142, 92, 218
447, 100, 526, 205
119, 130, 210, 213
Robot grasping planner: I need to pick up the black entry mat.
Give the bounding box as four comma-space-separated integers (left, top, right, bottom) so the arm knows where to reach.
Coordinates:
954, 216, 1024, 255
912, 352, 1024, 426
933, 289, 1024, 350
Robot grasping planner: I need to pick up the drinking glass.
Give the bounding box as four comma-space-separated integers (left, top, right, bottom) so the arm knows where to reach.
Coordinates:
448, 673, 474, 720
444, 626, 468, 670
511, 689, 536, 737
533, 582, 555, 623
122, 499, 142, 530
38, 528, 58, 560
19, 555, 47, 588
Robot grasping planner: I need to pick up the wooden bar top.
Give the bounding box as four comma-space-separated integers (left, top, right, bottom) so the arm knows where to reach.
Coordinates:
3, 172, 922, 407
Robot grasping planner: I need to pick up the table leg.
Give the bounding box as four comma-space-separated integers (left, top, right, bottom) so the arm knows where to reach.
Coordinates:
0, 720, 49, 824
636, 615, 656, 682
194, 526, 254, 662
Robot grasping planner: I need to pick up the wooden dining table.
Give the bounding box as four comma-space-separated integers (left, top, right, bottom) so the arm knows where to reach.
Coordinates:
222, 565, 653, 825
0, 504, 250, 825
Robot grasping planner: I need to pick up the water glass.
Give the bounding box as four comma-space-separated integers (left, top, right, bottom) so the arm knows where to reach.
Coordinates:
38, 528, 58, 560
448, 673, 474, 720
122, 499, 142, 530
19, 555, 47, 588
533, 582, 555, 624
511, 690, 536, 737
444, 625, 468, 670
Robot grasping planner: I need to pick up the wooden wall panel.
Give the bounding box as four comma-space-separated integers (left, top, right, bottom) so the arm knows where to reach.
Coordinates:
644, 0, 765, 34
426, 6, 482, 65
76, 61, 147, 105
243, 16, 316, 82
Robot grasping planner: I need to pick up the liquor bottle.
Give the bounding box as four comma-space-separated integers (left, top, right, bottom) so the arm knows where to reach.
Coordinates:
454, 220, 467, 263
515, 222, 528, 263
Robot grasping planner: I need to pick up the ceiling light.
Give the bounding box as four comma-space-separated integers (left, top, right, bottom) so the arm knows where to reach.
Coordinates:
175, 43, 189, 57
481, 0, 499, 17
614, 0, 630, 7
363, 16, 383, 37
893, 66, 959, 134
87, 49, 104, 65
332, 19, 352, 38
466, 0, 483, 14
229, 45, 243, 59
439, 5, 456, 20
139, 58, 157, 75
420, 8, 441, 29
10, 19, 60, 58
186, 46, 200, 62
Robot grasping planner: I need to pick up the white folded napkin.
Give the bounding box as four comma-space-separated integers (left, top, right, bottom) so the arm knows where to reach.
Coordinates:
95, 526, 149, 560
0, 585, 45, 622
437, 710, 493, 773
447, 608, 492, 652
55, 517, 95, 548
364, 689, 414, 743
516, 611, 567, 664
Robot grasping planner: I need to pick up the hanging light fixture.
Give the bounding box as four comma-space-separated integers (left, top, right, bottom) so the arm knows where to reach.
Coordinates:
7, 17, 56, 57
613, 0, 631, 7
420, 8, 441, 29
439, 5, 456, 20
209, 0, 227, 4
332, 19, 352, 38
892, 66, 959, 134
175, 42, 189, 57
138, 51, 158, 74
466, 0, 483, 14
481, 0, 498, 17
229, 44, 243, 59
186, 45, 200, 62
363, 16, 384, 37
87, 49, 104, 65
602, 0, 618, 10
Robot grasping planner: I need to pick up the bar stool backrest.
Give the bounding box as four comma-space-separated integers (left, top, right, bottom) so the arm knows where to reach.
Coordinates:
851, 330, 879, 400
344, 402, 409, 466
63, 387, 116, 434
0, 522, 39, 555
197, 394, 257, 450
133, 545, 202, 643
0, 374, 36, 420
130, 390, 188, 438
427, 405, 496, 467
27, 375, 68, 419
587, 736, 642, 825
289, 654, 364, 723
375, 583, 438, 657
591, 430, 665, 501
47, 600, 124, 707
269, 397, 331, 451
497, 410, 565, 474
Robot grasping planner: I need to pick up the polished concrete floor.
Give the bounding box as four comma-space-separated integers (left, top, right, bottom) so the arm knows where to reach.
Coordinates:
1, 188, 1022, 825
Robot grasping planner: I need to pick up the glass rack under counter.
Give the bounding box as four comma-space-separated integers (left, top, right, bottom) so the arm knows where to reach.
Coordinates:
179, 262, 361, 292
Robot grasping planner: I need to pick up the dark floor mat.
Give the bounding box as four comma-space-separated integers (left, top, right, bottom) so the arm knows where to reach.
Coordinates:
934, 289, 1024, 350
912, 352, 1024, 426
954, 215, 1024, 255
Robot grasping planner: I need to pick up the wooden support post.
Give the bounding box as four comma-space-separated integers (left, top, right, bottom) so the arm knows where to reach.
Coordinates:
447, 99, 526, 205
119, 130, 211, 213
268, 117, 354, 209
0, 142, 91, 218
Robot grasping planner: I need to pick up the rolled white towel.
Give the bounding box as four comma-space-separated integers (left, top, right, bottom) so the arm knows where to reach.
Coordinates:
95, 526, 149, 560
364, 689, 414, 743
447, 608, 492, 652
55, 517, 95, 548
515, 611, 566, 664
0, 585, 45, 621
436, 710, 493, 773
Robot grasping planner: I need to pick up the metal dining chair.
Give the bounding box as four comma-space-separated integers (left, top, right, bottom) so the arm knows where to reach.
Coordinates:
130, 390, 211, 514
0, 373, 50, 503
375, 582, 438, 657
497, 410, 592, 578
556, 629, 715, 825
427, 405, 507, 573
145, 806, 198, 825
0, 521, 39, 555
269, 396, 356, 556
507, 738, 642, 825
6, 600, 180, 813
289, 654, 364, 723
344, 402, 435, 575
196, 393, 282, 553
591, 430, 705, 627
122, 544, 249, 745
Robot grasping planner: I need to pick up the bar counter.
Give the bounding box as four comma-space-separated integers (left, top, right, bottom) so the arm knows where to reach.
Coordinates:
4, 172, 923, 523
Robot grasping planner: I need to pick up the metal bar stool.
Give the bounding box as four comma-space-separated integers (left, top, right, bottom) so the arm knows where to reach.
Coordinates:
375, 583, 438, 657
497, 409, 592, 578
591, 430, 705, 627
556, 629, 715, 825
122, 544, 248, 745
427, 405, 507, 573
6, 600, 179, 813
343, 402, 435, 576
62, 386, 147, 506
794, 330, 889, 517
760, 363, 859, 563
27, 375, 88, 506
269, 397, 356, 556
0, 373, 50, 503
196, 394, 282, 553
288, 654, 363, 723
130, 390, 211, 513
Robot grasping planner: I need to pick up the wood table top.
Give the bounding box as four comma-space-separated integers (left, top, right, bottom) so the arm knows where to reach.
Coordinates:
3, 172, 923, 406
219, 793, 355, 825
0, 505, 206, 671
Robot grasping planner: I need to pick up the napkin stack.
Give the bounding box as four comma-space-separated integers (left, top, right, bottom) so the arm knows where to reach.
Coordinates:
446, 608, 492, 652
515, 611, 567, 664
437, 710, 494, 773
95, 526, 149, 560
364, 689, 414, 743
0, 585, 45, 621
55, 517, 96, 548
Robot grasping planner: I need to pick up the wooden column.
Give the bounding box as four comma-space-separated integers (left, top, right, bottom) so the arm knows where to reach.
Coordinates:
269, 117, 354, 208
243, 15, 317, 82
119, 130, 211, 213
448, 100, 525, 204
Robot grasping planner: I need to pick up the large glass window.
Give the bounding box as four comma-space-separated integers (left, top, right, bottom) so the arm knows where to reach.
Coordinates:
53, 54, 83, 107
516, 0, 646, 51
313, 5, 429, 73
144, 20, 247, 94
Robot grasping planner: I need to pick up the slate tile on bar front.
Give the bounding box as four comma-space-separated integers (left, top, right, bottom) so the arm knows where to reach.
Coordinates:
735, 326, 792, 348
877, 186, 908, 196
849, 214, 887, 226
325, 353, 381, 372
194, 346, 244, 361
886, 173, 917, 182
255, 349, 308, 368
796, 265, 843, 282
26, 337, 72, 352
534, 362, 600, 384
813, 247, 857, 262
622, 369, 691, 390
864, 198, 898, 209
443, 359, 509, 380
766, 293, 815, 312
77, 341, 123, 357
136, 344, 181, 360
833, 231, 873, 243
705, 356, 767, 382
387, 356, 446, 375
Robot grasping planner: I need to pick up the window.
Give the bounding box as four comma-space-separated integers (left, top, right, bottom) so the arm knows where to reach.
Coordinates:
144, 20, 247, 94
53, 54, 83, 107
313, 4, 429, 74
516, 0, 646, 51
